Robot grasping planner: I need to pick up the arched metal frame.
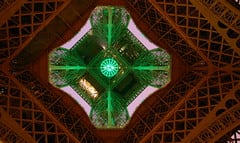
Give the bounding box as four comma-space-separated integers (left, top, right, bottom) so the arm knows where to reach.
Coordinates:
0, 0, 239, 142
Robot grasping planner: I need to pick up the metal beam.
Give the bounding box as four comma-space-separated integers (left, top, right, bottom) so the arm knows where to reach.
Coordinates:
50, 65, 87, 70
182, 82, 240, 142
209, 110, 240, 143
47, 6, 95, 52
132, 65, 170, 71
148, 0, 214, 66
107, 7, 113, 49
0, 122, 25, 143
0, 0, 27, 27
195, 103, 240, 143
189, 0, 240, 55
3, 0, 71, 67
139, 73, 210, 142
0, 107, 36, 143
2, 70, 81, 143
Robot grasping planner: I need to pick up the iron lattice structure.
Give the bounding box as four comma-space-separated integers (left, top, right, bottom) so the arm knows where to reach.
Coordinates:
49, 6, 171, 128
0, 0, 240, 142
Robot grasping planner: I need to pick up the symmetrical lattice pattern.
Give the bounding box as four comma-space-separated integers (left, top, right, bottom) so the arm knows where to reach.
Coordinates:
49, 6, 171, 128
150, 0, 240, 68
120, 70, 204, 142
0, 122, 27, 143
119, 0, 240, 142
192, 104, 240, 142
144, 72, 240, 142
100, 58, 119, 78
0, 0, 239, 142
0, 0, 16, 12
15, 71, 101, 142
0, 0, 65, 63
190, 0, 240, 54
126, 0, 205, 66
201, 0, 240, 33
0, 71, 75, 143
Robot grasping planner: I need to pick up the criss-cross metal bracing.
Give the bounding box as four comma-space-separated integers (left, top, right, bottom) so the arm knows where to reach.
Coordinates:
0, 0, 239, 142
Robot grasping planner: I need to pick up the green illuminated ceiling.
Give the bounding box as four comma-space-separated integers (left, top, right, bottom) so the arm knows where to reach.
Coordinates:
49, 6, 171, 128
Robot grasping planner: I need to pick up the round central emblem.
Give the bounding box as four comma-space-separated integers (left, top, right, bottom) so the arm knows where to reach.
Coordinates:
100, 58, 119, 77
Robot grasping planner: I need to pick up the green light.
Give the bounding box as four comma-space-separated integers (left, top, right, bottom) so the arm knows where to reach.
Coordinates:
49, 6, 171, 128
100, 58, 119, 77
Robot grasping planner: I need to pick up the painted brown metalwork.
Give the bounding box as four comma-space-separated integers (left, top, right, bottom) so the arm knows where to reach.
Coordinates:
0, 0, 239, 142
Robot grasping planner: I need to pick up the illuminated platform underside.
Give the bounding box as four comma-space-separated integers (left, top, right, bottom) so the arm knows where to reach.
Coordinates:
49, 6, 171, 128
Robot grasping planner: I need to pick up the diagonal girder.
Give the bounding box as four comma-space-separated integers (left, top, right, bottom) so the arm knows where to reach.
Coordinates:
0, 107, 36, 143
189, 0, 240, 56
2, 0, 71, 67
119, 70, 203, 142
123, 0, 200, 67
148, 0, 213, 66
139, 69, 240, 142
196, 103, 240, 143
145, 0, 240, 68
182, 81, 240, 142
139, 72, 211, 142
9, 0, 98, 67
0, 0, 27, 27
1, 70, 81, 143
209, 106, 240, 143
0, 122, 27, 143
1, 0, 239, 142
14, 70, 101, 142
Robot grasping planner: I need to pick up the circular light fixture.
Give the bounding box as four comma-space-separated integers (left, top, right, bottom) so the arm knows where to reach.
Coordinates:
100, 58, 119, 78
